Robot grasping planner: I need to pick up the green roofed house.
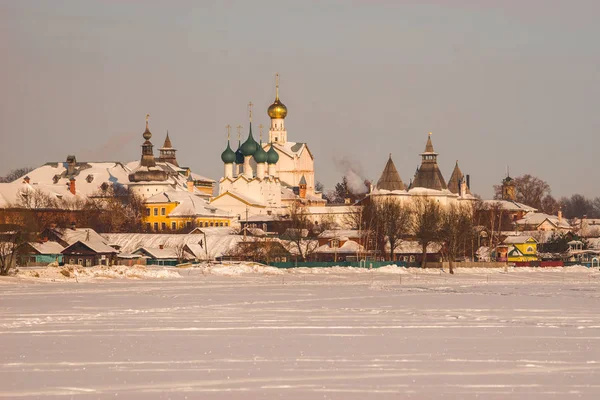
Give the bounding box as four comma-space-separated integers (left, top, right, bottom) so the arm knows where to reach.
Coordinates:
18, 241, 64, 266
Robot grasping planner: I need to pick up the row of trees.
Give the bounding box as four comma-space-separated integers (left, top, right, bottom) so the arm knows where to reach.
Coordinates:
4, 184, 146, 233
349, 198, 474, 273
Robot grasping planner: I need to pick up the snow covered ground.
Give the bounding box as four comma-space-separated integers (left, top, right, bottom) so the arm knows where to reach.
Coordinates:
1, 265, 599, 399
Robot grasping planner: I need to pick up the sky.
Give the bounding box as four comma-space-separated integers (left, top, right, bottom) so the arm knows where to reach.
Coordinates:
1, 0, 599, 199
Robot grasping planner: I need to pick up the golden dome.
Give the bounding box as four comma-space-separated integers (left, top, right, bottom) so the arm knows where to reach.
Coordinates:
268, 99, 287, 119
267, 73, 287, 119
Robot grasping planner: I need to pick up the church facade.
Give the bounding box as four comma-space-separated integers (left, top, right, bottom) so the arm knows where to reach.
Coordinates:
211, 75, 324, 221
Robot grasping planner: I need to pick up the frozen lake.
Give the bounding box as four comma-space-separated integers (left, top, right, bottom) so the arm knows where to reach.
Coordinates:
1, 268, 599, 399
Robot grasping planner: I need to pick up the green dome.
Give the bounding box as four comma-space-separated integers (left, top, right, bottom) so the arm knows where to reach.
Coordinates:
221, 141, 236, 164
240, 124, 258, 156
267, 144, 279, 164
235, 141, 244, 164
254, 143, 268, 163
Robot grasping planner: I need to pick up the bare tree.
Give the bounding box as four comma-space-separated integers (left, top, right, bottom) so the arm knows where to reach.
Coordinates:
0, 167, 34, 183
346, 198, 385, 260
439, 204, 474, 274
280, 202, 319, 261
379, 198, 411, 262
412, 198, 443, 268
0, 227, 30, 275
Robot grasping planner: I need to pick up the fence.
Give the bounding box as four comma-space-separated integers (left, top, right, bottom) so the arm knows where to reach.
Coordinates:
268, 260, 598, 269
269, 261, 411, 269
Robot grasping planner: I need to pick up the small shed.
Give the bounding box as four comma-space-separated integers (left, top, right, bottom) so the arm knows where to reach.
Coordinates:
61, 240, 117, 267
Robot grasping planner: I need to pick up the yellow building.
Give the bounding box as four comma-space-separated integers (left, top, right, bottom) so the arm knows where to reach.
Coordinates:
503, 236, 538, 262
143, 190, 233, 232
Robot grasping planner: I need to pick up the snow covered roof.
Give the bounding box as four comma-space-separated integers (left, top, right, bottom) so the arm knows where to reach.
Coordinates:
103, 233, 245, 259
46, 227, 106, 246
62, 240, 117, 254
133, 247, 180, 259
481, 200, 537, 212
515, 212, 571, 230
0, 181, 79, 208
146, 190, 231, 218
270, 142, 311, 160
315, 239, 365, 254
211, 190, 267, 208
503, 236, 537, 244
408, 187, 456, 197
188, 227, 237, 236
27, 241, 65, 254
389, 241, 442, 254
318, 230, 363, 239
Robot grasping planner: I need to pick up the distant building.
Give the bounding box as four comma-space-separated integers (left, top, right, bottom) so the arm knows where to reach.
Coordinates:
143, 189, 233, 232
369, 133, 475, 207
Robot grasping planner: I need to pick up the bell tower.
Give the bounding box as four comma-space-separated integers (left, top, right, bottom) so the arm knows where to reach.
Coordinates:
268, 73, 288, 144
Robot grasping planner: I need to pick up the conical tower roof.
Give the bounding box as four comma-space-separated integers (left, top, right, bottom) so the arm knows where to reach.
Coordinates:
376, 155, 405, 191
422, 132, 437, 154
161, 131, 173, 149
447, 161, 463, 194
411, 133, 447, 191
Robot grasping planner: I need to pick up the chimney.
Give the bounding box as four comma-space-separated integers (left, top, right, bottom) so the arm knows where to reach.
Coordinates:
558, 209, 563, 222
159, 244, 164, 250
69, 177, 76, 195
23, 176, 30, 184
466, 174, 470, 189
187, 176, 194, 193
344, 197, 351, 205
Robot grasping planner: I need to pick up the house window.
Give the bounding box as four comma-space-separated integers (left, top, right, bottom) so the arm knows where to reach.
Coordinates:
186, 221, 192, 228
204, 222, 209, 227
210, 222, 214, 227
153, 222, 159, 231
153, 208, 158, 216
161, 207, 166, 216
225, 222, 229, 227
219, 222, 223, 227
146, 223, 151, 231
77, 259, 83, 266
171, 222, 177, 230
69, 258, 75, 264
85, 259, 91, 267
526, 246, 534, 253
331, 239, 340, 248
145, 208, 151, 216
161, 222, 166, 230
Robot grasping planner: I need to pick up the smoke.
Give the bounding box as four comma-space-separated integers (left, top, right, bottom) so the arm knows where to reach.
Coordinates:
334, 156, 369, 195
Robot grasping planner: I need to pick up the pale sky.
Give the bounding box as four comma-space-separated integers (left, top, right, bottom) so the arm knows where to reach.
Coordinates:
1, 0, 599, 199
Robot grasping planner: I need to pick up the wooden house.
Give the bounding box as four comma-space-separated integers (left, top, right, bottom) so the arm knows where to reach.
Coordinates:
61, 240, 117, 267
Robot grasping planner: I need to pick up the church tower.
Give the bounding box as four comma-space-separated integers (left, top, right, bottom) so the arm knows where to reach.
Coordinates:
158, 131, 179, 166
268, 73, 288, 144
502, 173, 516, 201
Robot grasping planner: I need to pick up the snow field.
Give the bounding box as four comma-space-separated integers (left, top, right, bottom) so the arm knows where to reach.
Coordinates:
0, 266, 599, 398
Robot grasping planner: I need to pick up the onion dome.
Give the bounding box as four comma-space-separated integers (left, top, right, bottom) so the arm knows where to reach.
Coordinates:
221, 141, 236, 164
267, 144, 279, 164
267, 73, 287, 119
143, 114, 152, 140
253, 142, 268, 163
240, 123, 259, 156
268, 99, 287, 119
235, 142, 244, 164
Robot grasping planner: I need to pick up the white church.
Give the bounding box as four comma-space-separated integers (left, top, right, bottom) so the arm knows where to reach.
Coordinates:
210, 75, 325, 221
